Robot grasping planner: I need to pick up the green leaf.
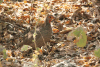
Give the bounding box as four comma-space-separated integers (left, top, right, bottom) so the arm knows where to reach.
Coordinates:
3, 49, 7, 60
36, 47, 40, 51
73, 27, 83, 37
0, 0, 3, 3
0, 45, 7, 59
21, 45, 29, 51
67, 30, 75, 40
76, 31, 87, 47
68, 27, 87, 47
94, 49, 100, 58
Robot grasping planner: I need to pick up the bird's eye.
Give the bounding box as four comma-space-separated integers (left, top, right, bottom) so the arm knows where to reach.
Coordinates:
49, 16, 52, 18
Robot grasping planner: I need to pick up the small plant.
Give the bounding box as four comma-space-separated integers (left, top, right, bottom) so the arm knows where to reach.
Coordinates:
0, 45, 7, 60
94, 48, 100, 58
32, 19, 40, 50
68, 27, 87, 47
21, 45, 31, 51
3, 49, 7, 60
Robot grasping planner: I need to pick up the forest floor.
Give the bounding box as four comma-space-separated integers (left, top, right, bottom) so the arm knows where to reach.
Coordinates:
0, 0, 100, 67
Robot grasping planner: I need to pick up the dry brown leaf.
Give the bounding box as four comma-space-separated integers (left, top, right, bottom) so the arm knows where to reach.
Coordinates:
60, 29, 72, 34
65, 20, 71, 25
53, 28, 59, 33
78, 22, 82, 25
23, 8, 29, 11
24, 1, 27, 3
87, 36, 92, 41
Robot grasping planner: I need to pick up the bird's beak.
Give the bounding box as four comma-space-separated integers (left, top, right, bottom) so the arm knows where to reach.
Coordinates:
51, 16, 55, 22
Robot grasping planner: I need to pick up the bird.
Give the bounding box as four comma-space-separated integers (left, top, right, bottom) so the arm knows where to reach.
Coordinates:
18, 14, 55, 49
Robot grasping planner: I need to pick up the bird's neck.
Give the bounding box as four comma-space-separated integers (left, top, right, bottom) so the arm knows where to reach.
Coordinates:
44, 18, 51, 28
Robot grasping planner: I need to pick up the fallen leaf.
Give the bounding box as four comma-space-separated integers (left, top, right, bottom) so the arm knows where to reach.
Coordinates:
53, 28, 59, 33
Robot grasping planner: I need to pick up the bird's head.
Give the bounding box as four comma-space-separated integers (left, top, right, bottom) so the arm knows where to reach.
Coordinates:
46, 15, 55, 23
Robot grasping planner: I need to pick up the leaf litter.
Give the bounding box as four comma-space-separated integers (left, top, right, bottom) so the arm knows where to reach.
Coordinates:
0, 0, 100, 67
